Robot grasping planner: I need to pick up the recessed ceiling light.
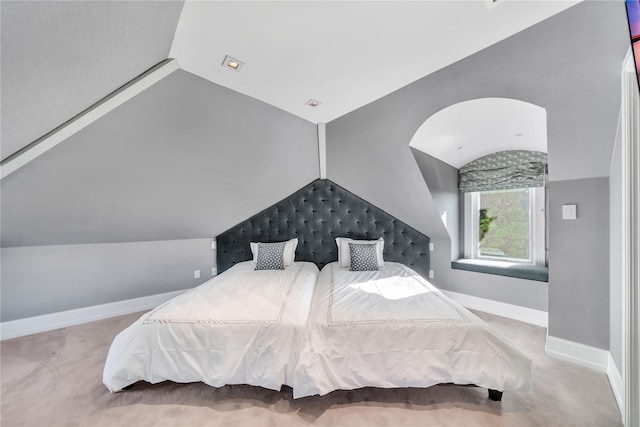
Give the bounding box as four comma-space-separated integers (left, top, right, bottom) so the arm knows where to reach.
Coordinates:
222, 55, 244, 72
306, 99, 321, 108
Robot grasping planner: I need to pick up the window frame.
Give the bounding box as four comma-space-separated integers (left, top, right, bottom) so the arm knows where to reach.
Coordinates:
463, 187, 546, 266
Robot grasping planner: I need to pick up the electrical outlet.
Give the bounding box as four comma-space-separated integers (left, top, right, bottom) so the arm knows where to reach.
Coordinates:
428, 270, 434, 279
429, 242, 434, 251
194, 270, 200, 279
212, 267, 218, 276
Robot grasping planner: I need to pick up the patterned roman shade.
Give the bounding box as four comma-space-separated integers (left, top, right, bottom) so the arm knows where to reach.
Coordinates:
458, 150, 547, 193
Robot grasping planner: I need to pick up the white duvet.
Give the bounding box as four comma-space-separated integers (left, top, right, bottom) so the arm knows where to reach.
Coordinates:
103, 261, 319, 392
293, 262, 532, 398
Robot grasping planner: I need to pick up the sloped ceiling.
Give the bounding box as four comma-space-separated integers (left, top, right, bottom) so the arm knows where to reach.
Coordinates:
0, 1, 630, 247
170, 0, 578, 124
0, 0, 184, 161
1, 0, 579, 164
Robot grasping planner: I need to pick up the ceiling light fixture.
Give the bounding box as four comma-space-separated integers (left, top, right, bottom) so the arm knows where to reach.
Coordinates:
306, 99, 321, 108
222, 55, 244, 72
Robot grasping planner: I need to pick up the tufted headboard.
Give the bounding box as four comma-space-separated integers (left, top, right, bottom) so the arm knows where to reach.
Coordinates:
216, 179, 431, 278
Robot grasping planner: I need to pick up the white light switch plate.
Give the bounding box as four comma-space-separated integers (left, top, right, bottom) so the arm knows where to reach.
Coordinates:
562, 204, 577, 220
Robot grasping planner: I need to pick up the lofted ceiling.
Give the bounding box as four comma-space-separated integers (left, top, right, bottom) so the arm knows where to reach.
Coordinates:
170, 0, 579, 124
1, 0, 580, 163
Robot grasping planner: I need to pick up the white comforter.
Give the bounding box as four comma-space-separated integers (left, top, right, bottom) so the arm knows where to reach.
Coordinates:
103, 261, 319, 392
293, 262, 532, 398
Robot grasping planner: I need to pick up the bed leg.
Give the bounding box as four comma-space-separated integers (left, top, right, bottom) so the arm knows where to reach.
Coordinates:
488, 389, 503, 401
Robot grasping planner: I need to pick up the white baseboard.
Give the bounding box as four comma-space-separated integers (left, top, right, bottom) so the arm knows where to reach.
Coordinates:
607, 353, 625, 420
0, 289, 189, 341
545, 337, 624, 419
545, 335, 609, 372
441, 290, 548, 327
442, 290, 625, 420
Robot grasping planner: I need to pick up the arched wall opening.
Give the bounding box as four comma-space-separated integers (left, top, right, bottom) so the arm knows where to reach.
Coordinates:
410, 97, 548, 168
409, 97, 548, 260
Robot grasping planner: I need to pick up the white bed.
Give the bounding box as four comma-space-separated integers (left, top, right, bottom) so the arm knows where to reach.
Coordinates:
293, 261, 532, 398
103, 260, 319, 393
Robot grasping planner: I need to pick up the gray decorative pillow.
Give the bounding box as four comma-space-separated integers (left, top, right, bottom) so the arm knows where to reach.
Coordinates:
255, 242, 286, 270
349, 243, 379, 271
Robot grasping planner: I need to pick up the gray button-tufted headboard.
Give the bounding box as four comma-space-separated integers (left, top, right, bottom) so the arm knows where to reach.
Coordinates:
216, 179, 431, 278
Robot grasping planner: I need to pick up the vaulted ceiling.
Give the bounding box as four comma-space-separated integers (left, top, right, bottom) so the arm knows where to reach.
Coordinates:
1, 0, 580, 162
0, 0, 184, 161
170, 1, 578, 124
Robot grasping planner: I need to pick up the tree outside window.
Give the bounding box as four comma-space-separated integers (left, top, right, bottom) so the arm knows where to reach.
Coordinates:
477, 188, 531, 262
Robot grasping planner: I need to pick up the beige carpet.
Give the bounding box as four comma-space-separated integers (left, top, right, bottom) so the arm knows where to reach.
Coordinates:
1, 310, 622, 427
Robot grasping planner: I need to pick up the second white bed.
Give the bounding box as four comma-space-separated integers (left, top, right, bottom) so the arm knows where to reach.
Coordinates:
293, 262, 532, 398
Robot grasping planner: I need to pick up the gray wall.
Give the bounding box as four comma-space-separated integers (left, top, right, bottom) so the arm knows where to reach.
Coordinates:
1, 1, 627, 343
1, 239, 214, 322
548, 177, 610, 349
410, 149, 548, 311
610, 120, 623, 368
1, 70, 319, 247
326, 112, 450, 240
428, 237, 548, 312
1, 70, 319, 321
326, 1, 628, 188
1, 0, 184, 160
325, 2, 626, 319
411, 148, 460, 258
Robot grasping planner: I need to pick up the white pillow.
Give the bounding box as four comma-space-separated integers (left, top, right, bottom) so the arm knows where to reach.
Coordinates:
251, 238, 298, 267
335, 237, 384, 268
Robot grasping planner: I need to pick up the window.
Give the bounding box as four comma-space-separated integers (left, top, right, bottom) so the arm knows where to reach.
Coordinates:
464, 187, 545, 266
